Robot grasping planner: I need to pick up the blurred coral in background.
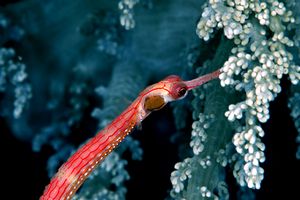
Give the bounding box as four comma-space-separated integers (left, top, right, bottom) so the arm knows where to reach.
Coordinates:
1, 0, 300, 199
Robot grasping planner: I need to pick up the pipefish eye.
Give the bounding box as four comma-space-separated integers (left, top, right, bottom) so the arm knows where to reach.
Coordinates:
175, 86, 187, 98
177, 86, 187, 98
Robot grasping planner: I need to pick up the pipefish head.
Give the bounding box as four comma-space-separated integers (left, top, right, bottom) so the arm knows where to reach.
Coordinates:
142, 75, 188, 112
142, 69, 220, 112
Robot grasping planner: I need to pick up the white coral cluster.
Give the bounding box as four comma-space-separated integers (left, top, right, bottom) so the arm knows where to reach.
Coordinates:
99, 152, 130, 186
200, 186, 212, 198
118, 0, 139, 30
190, 113, 214, 155
170, 158, 193, 194
170, 112, 217, 197
0, 48, 32, 118
197, 0, 300, 189
233, 125, 265, 189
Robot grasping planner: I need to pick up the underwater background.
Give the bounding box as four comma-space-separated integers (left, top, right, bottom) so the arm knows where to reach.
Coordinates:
1, 0, 300, 199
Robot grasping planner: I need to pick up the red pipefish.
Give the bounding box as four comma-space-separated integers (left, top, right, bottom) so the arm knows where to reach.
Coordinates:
40, 69, 221, 200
